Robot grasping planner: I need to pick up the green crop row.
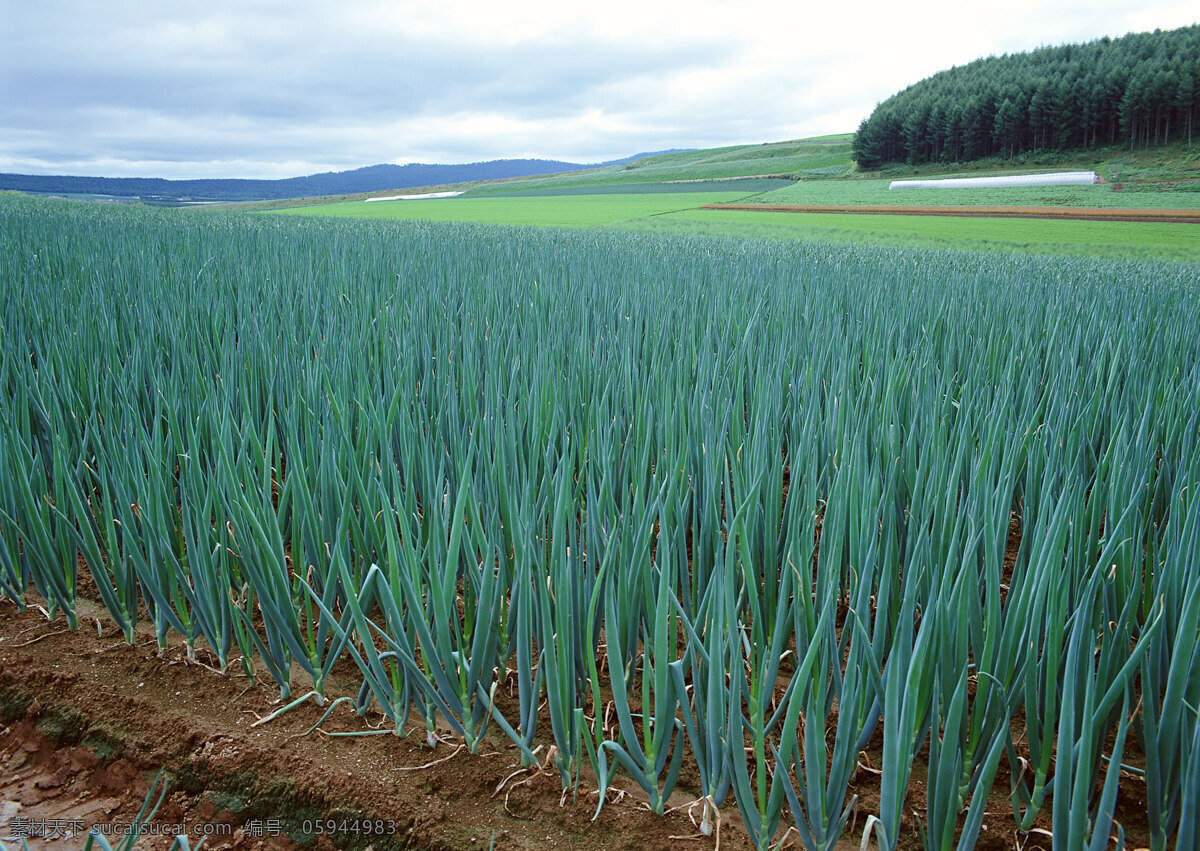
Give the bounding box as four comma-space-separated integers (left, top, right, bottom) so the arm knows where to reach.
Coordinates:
2, 194, 1198, 850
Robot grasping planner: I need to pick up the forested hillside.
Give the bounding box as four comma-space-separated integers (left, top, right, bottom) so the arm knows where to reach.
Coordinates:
852, 25, 1200, 168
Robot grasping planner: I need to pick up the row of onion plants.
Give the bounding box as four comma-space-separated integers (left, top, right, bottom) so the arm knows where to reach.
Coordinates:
2, 195, 1197, 849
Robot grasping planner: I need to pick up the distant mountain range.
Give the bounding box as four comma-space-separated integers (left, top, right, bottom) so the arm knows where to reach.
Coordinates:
0, 151, 690, 203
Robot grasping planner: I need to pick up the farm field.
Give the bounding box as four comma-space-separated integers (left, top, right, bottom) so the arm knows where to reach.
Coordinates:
277, 190, 1200, 262
270, 135, 1200, 261
470, 178, 793, 198
441, 135, 1199, 207
637, 208, 1200, 261
751, 177, 1200, 210
275, 191, 759, 227
2, 193, 1199, 850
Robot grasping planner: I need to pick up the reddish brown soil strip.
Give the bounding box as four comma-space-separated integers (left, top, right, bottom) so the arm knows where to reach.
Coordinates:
699, 203, 1200, 223
0, 597, 745, 851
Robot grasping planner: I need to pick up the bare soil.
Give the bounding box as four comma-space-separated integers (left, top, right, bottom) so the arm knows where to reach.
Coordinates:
0, 595, 739, 851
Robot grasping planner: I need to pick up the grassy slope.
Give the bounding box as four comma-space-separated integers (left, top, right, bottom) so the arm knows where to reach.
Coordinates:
460, 137, 855, 195
473, 178, 791, 197
270, 136, 1200, 260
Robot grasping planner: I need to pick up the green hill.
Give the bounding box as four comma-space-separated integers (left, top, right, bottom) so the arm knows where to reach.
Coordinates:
460, 136, 855, 196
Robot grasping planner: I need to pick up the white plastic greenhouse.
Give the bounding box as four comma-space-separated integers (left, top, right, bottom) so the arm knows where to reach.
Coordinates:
889, 172, 1097, 190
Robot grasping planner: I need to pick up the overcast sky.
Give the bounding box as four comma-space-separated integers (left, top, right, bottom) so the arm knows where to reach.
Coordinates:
2, 1, 1196, 179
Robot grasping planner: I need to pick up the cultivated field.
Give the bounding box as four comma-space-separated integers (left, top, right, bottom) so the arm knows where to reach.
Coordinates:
281, 192, 1200, 262
273, 136, 1200, 261
275, 190, 759, 228
2, 194, 1199, 849
751, 178, 1200, 210
625, 208, 1200, 261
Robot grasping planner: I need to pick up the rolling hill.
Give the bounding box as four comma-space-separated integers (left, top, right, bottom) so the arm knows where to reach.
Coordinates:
0, 151, 689, 204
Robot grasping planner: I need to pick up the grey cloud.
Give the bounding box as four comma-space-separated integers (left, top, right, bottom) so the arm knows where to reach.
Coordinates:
1, 2, 734, 176
5, 40, 720, 118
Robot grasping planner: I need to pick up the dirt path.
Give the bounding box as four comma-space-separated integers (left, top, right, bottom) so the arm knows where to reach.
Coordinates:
699, 203, 1200, 223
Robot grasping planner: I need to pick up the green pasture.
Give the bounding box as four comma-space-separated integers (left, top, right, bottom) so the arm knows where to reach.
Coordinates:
629, 208, 1200, 261
273, 129, 1199, 261
278, 188, 1200, 261
756, 177, 1200, 210
274, 191, 755, 227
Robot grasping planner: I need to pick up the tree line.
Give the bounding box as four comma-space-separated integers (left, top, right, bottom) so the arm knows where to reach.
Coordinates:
852, 25, 1200, 168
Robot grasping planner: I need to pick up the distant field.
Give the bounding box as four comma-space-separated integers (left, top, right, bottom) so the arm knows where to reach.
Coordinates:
270, 133, 1200, 261
274, 189, 1200, 261
631, 207, 1200, 261
274, 191, 756, 227
472, 178, 791, 197
756, 177, 1200, 210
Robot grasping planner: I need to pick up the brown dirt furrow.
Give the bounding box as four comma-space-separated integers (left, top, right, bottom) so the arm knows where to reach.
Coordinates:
0, 596, 740, 851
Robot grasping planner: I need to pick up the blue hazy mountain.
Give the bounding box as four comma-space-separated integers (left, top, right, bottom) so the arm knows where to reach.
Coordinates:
0, 151, 691, 203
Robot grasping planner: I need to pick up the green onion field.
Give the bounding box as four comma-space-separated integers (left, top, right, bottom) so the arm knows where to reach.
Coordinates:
2, 192, 1198, 849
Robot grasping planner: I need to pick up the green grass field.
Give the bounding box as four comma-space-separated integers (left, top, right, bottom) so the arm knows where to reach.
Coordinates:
274, 190, 1200, 261
754, 177, 1200, 210
631, 208, 1200, 261
461, 137, 855, 195
275, 191, 758, 227
271, 133, 1200, 261
474, 178, 791, 197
